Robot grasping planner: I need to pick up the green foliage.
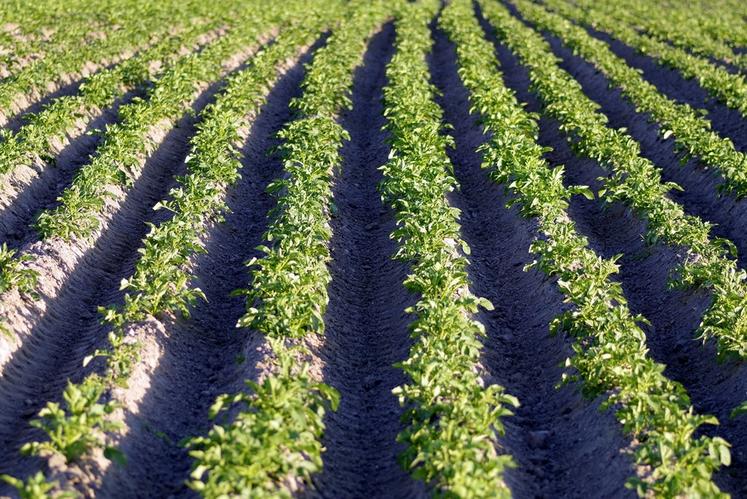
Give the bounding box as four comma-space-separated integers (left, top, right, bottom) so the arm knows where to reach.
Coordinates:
187, 356, 339, 498
731, 401, 747, 419
0, 243, 38, 297
451, 0, 730, 495
7, 1, 743, 497
0, 0, 206, 125
381, 1, 518, 495
0, 472, 73, 499
21, 378, 122, 464
236, 116, 345, 340
481, 0, 747, 360
89, 14, 339, 327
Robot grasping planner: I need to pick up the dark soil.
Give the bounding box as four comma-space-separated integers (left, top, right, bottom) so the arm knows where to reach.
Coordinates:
309, 24, 425, 499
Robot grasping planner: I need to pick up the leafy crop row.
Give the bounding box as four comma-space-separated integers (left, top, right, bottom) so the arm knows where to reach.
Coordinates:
542, 0, 747, 117
480, 0, 747, 361
592, 0, 747, 71
0, 3, 291, 496
444, 0, 729, 495
515, 0, 747, 198
32, 7, 275, 241
186, 2, 391, 496
381, 1, 518, 495
0, 0, 188, 126
0, 17, 221, 178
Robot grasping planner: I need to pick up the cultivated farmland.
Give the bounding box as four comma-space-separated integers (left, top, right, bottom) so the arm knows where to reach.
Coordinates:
0, 0, 746, 497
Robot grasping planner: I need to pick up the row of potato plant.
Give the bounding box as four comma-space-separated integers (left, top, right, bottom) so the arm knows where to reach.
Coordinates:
33, 5, 276, 241
0, 0, 112, 78
542, 0, 747, 117
680, 0, 747, 47
103, 13, 339, 370
0, 14, 223, 178
381, 0, 518, 495
596, 0, 747, 71
514, 0, 747, 197
0, 5, 293, 496
443, 0, 729, 495
186, 2, 391, 496
0, 0, 186, 126
480, 0, 747, 361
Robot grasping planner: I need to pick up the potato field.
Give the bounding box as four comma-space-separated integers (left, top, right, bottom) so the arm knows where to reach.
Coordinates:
0, 0, 746, 497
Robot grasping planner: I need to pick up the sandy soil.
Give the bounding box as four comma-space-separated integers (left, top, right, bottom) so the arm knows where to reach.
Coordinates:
0, 3, 745, 497
308, 23, 426, 499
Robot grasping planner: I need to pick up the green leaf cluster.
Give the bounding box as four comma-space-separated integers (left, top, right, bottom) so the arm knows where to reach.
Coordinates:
0, 13, 223, 178
517, 0, 747, 198
0, 8, 233, 298
471, 0, 731, 495
0, 243, 38, 297
382, 1, 518, 495
105, 16, 337, 328
544, 0, 747, 116
21, 378, 122, 465
481, 0, 747, 361
187, 354, 339, 498
0, 471, 73, 499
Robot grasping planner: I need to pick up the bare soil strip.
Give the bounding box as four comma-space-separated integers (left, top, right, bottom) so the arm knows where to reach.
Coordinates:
308, 24, 425, 499
440, 10, 637, 497
96, 40, 324, 498
0, 72, 228, 490
0, 91, 141, 249
535, 27, 747, 270
579, 24, 747, 153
